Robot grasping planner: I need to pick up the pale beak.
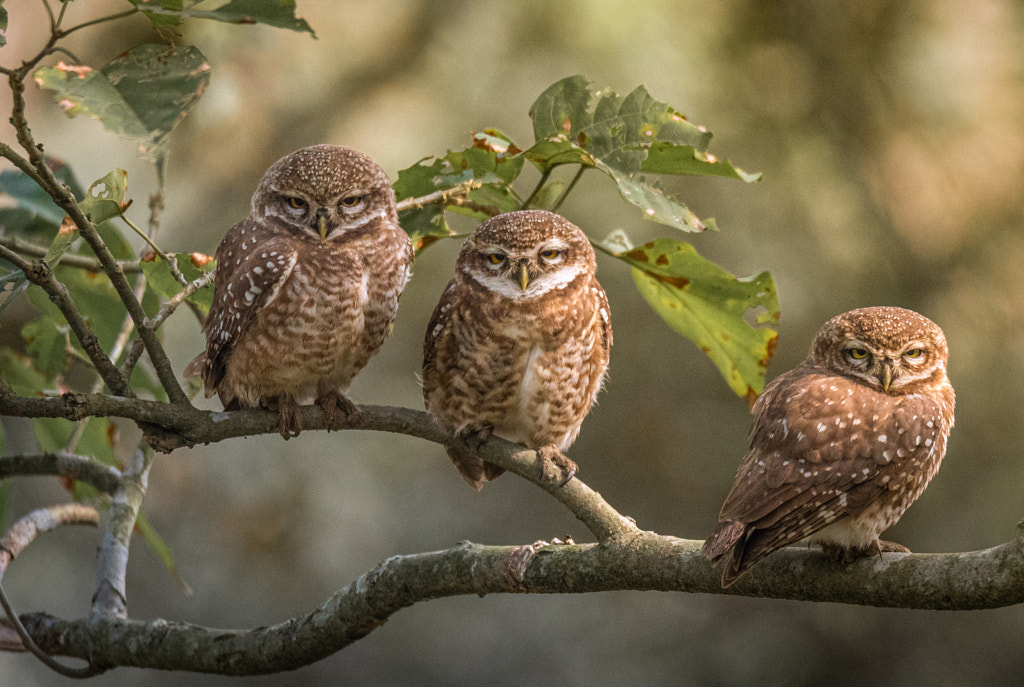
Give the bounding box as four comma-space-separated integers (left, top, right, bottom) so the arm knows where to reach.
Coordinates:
517, 262, 530, 291
879, 360, 894, 392
316, 208, 330, 242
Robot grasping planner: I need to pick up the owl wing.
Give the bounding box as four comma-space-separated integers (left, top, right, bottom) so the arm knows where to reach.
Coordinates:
421, 279, 458, 403
593, 277, 613, 352
703, 367, 948, 581
190, 217, 298, 395
421, 280, 507, 490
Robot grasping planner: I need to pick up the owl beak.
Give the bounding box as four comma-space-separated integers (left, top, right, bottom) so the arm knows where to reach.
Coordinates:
517, 262, 530, 291
316, 208, 331, 241
879, 360, 894, 392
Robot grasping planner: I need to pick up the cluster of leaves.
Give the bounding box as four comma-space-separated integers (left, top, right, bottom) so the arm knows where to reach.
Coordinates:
1, 5, 776, 479
396, 75, 778, 398
0, 0, 313, 574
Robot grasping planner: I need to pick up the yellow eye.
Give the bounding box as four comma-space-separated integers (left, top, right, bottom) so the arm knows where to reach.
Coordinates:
904, 348, 924, 359
487, 252, 506, 265
540, 249, 561, 260
848, 347, 869, 360
340, 195, 362, 208
286, 197, 307, 209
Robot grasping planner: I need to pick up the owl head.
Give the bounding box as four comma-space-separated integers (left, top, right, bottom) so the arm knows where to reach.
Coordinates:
810, 306, 949, 395
252, 144, 397, 242
458, 210, 596, 300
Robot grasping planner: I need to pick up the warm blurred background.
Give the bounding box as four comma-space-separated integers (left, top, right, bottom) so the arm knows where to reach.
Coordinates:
3, 0, 1024, 684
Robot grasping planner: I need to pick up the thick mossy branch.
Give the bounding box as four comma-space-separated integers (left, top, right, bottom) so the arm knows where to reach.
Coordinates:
14, 529, 1024, 676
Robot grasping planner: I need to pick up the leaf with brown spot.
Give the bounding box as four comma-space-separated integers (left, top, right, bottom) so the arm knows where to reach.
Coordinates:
525, 75, 759, 232
614, 238, 780, 398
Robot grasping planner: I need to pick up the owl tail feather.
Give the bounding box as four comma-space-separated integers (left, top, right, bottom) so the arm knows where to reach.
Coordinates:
702, 519, 753, 588
446, 447, 505, 491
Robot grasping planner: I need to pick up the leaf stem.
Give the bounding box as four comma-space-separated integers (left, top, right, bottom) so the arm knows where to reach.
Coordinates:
551, 166, 586, 212
520, 168, 552, 209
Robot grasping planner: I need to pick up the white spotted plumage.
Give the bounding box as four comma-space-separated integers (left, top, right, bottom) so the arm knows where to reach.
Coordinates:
184, 145, 412, 438
702, 306, 955, 587
422, 210, 612, 490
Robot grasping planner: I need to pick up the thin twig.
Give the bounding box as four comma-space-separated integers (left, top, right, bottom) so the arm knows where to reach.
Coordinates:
0, 237, 143, 273
395, 180, 482, 212
0, 244, 131, 396
0, 504, 103, 678
0, 452, 122, 494
75, 223, 188, 404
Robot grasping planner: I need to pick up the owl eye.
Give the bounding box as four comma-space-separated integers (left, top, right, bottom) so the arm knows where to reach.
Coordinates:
486, 252, 507, 266
904, 348, 924, 359
539, 249, 562, 262
286, 197, 307, 210
847, 347, 869, 360
340, 195, 363, 208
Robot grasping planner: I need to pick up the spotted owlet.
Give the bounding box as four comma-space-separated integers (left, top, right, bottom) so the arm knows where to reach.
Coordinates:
422, 210, 612, 490
184, 144, 413, 438
702, 306, 955, 587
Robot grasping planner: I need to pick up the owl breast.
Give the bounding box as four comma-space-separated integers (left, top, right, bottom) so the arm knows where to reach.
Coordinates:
220, 243, 385, 406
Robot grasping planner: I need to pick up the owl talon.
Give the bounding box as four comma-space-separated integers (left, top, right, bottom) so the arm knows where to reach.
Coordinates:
875, 539, 911, 555
270, 395, 302, 439
316, 391, 360, 431
536, 445, 578, 486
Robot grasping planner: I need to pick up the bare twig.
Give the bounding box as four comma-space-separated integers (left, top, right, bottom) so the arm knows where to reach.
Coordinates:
0, 452, 122, 494
0, 237, 143, 273
395, 181, 500, 217
0, 244, 131, 396
0, 504, 104, 678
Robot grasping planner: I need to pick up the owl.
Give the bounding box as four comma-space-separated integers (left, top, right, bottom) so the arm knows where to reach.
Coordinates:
184, 144, 413, 438
422, 210, 612, 490
702, 306, 955, 588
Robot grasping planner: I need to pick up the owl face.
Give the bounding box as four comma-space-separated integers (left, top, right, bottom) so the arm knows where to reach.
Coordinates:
459, 211, 596, 301
253, 144, 396, 243
811, 306, 948, 395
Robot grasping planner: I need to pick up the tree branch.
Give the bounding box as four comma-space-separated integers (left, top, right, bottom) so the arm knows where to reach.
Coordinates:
0, 504, 103, 678
91, 448, 151, 621
0, 452, 122, 495
0, 246, 132, 396
10, 526, 1024, 675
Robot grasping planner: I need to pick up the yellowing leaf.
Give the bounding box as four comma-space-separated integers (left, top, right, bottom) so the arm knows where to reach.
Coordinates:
615, 238, 779, 400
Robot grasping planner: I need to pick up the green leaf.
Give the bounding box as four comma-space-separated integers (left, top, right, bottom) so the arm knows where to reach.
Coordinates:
34, 45, 210, 164
597, 163, 711, 231
135, 511, 192, 595
79, 169, 128, 225
0, 162, 84, 239
129, 0, 184, 30
21, 318, 70, 380
32, 416, 117, 467
641, 141, 762, 181
0, 6, 7, 48
615, 238, 780, 400
139, 252, 216, 315
530, 180, 565, 211
26, 266, 131, 353
132, 0, 315, 36
0, 350, 50, 396
525, 76, 760, 231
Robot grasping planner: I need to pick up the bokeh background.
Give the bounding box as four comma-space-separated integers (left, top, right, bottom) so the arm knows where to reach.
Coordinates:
3, 0, 1024, 684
